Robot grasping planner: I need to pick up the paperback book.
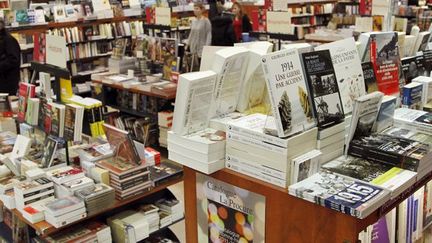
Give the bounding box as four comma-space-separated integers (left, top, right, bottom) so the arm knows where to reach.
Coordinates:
362, 62, 378, 93
261, 47, 315, 138
302, 50, 345, 129
374, 95, 397, 133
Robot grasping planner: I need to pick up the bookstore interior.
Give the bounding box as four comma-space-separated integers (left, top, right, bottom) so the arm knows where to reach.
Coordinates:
6, 0, 432, 242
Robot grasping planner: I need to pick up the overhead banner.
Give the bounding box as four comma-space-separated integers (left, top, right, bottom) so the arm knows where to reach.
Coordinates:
196, 173, 266, 243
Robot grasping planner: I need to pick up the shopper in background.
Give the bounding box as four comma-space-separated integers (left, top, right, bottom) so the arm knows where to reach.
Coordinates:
186, 2, 212, 64
231, 2, 252, 42
211, 1, 236, 46
0, 18, 21, 95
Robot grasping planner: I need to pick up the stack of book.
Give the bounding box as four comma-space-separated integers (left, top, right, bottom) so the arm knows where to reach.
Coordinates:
138, 204, 160, 233
108, 210, 150, 242
155, 198, 183, 223
158, 111, 173, 148
44, 196, 87, 228
55, 176, 95, 198
316, 123, 345, 164
412, 76, 432, 111
77, 143, 114, 162
74, 184, 115, 216
95, 159, 151, 200
21, 198, 54, 224
393, 108, 432, 135
44, 221, 112, 242
46, 166, 85, 185
226, 113, 317, 188
167, 128, 226, 174
159, 211, 172, 228
14, 177, 55, 211
149, 161, 183, 187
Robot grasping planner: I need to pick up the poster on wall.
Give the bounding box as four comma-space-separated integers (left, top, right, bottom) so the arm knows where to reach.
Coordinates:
196, 173, 266, 243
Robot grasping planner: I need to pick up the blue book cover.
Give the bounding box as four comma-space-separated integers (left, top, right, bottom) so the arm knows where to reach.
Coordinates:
403, 83, 423, 109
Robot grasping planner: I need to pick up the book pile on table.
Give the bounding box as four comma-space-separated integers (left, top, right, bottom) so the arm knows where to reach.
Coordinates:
74, 183, 115, 216
155, 198, 183, 223
138, 204, 160, 233
96, 159, 151, 200
158, 210, 172, 228
108, 210, 151, 242
44, 196, 86, 228
226, 114, 317, 188
149, 161, 183, 187
316, 123, 345, 164
43, 221, 112, 242
158, 111, 173, 148
0, 131, 16, 154
14, 177, 55, 211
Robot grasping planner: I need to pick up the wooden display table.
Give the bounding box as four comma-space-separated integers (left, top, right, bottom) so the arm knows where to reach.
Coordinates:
183, 167, 432, 243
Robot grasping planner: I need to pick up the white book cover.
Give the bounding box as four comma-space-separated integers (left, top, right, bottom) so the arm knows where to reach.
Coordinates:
261, 48, 315, 138
374, 95, 397, 133
10, 135, 31, 163
315, 37, 366, 114
167, 129, 226, 154
172, 70, 217, 135
345, 91, 384, 154
211, 47, 249, 117
39, 72, 52, 99
413, 76, 432, 105
236, 42, 273, 112
291, 149, 321, 185
281, 43, 313, 53
53, 5, 66, 21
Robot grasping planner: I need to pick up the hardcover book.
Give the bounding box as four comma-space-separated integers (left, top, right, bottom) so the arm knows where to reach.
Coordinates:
302, 50, 345, 129
261, 48, 315, 138
288, 170, 391, 219
172, 71, 217, 136
315, 37, 366, 114
103, 124, 141, 165
369, 32, 400, 95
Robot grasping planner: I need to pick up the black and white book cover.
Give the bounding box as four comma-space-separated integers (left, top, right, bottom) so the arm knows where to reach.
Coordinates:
415, 54, 427, 77
374, 95, 397, 133
261, 48, 315, 137
315, 37, 366, 114
302, 50, 345, 129
362, 62, 378, 93
423, 50, 432, 76
401, 56, 418, 84
288, 170, 391, 218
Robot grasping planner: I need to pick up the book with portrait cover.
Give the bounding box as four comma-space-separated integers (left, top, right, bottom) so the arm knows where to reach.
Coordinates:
261, 48, 315, 138
196, 174, 265, 242
301, 50, 345, 129
369, 32, 400, 95
288, 170, 391, 219
103, 124, 141, 165
315, 37, 366, 114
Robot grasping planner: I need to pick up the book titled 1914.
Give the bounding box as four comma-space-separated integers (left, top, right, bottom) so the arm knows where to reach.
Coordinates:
261, 48, 315, 138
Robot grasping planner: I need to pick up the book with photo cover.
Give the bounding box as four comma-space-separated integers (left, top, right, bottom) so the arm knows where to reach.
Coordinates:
369, 32, 400, 95
401, 56, 417, 84
383, 127, 432, 147
374, 95, 397, 133
261, 47, 316, 138
291, 149, 321, 185
40, 136, 59, 168
315, 37, 366, 114
288, 170, 391, 219
345, 91, 384, 154
103, 124, 141, 165
402, 82, 423, 109
301, 50, 345, 129
149, 161, 183, 187
362, 62, 378, 93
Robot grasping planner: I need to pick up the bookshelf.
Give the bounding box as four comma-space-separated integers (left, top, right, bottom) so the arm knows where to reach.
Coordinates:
3, 175, 183, 238
183, 167, 432, 242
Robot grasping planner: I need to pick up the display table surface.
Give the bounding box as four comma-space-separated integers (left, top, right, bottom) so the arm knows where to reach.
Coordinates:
184, 167, 432, 243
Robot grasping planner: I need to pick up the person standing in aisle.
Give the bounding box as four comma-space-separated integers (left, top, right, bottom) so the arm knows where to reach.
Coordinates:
231, 2, 252, 42
0, 19, 21, 95
186, 2, 212, 70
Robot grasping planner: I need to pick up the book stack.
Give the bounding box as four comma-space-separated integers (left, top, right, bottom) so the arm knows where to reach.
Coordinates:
55, 176, 95, 198
21, 198, 54, 224
137, 204, 160, 233
159, 211, 172, 228
108, 210, 150, 242
167, 128, 226, 174
155, 198, 183, 222
77, 143, 114, 162
149, 161, 183, 187
74, 184, 115, 216
158, 111, 173, 148
96, 159, 151, 200
413, 76, 432, 110
44, 196, 87, 228
394, 108, 432, 135
46, 166, 85, 185
225, 113, 317, 188
289, 170, 392, 218
316, 123, 345, 164
14, 177, 55, 211
383, 127, 432, 147
44, 221, 112, 242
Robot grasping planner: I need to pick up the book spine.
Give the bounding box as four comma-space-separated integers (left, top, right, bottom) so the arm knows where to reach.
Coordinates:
227, 131, 287, 154
21, 187, 55, 199
227, 125, 287, 147
152, 173, 182, 187
110, 175, 150, 190
226, 153, 286, 180
113, 168, 149, 180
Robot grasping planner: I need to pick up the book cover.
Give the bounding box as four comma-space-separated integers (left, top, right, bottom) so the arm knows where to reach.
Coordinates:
40, 136, 59, 168
362, 62, 378, 93
402, 82, 423, 109
172, 71, 217, 136
288, 170, 391, 218
302, 50, 345, 129
370, 32, 400, 95
374, 95, 397, 133
261, 48, 315, 138
64, 104, 77, 141
315, 37, 366, 114
401, 56, 417, 84
384, 127, 432, 146
196, 174, 265, 242
17, 83, 35, 122
103, 124, 141, 165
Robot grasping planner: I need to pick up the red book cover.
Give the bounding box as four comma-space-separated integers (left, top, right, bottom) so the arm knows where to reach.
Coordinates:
360, 0, 372, 15
17, 83, 35, 122
370, 33, 400, 95
33, 33, 46, 63
44, 102, 52, 134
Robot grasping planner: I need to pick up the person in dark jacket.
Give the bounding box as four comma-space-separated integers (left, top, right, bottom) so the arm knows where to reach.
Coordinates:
231, 2, 252, 42
211, 15, 236, 46
0, 19, 21, 95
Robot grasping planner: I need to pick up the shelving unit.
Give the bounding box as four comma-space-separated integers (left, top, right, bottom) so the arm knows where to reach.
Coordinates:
183, 167, 432, 242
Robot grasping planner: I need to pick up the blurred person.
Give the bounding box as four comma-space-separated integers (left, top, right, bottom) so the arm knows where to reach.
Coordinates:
186, 2, 212, 62
231, 2, 252, 42
0, 18, 20, 95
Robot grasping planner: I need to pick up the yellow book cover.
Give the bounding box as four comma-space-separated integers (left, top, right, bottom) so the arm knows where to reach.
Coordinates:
60, 78, 73, 102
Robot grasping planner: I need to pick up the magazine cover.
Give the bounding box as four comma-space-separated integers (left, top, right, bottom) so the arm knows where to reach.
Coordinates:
302, 50, 345, 129
196, 174, 265, 243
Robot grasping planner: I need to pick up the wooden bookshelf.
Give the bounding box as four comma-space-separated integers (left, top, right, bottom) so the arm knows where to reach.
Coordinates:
6, 176, 183, 238
183, 167, 432, 243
